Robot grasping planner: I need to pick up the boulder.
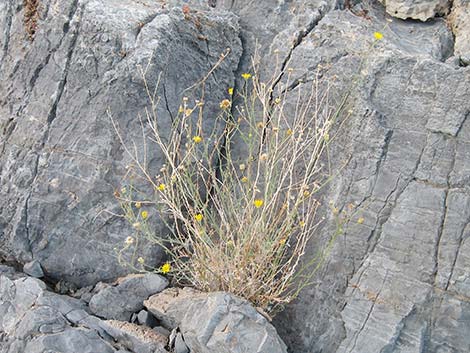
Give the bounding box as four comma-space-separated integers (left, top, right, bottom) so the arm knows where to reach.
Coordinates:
145, 287, 288, 353
89, 273, 168, 321
377, 0, 450, 21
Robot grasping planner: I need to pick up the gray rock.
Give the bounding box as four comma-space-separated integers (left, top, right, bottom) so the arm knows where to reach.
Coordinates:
377, 0, 450, 20
268, 5, 470, 353
449, 0, 470, 65
137, 309, 159, 327
23, 260, 44, 278
0, 266, 171, 352
89, 273, 168, 321
0, 0, 242, 287
174, 332, 190, 353
0, 268, 113, 352
145, 287, 287, 353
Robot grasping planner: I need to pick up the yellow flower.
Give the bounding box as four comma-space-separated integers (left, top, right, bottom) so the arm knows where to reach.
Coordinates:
241, 73, 252, 80
373, 32, 383, 40
194, 213, 203, 222
303, 190, 310, 198
157, 183, 166, 191
254, 199, 264, 208
178, 105, 184, 113
241, 176, 248, 183
274, 97, 281, 105
286, 129, 293, 136
279, 238, 287, 246
137, 257, 145, 264
135, 202, 142, 209
299, 221, 306, 228
141, 210, 148, 220
125, 236, 134, 245
185, 109, 192, 117
160, 262, 171, 274
228, 87, 234, 95
357, 217, 365, 224
220, 99, 231, 110
192, 135, 203, 144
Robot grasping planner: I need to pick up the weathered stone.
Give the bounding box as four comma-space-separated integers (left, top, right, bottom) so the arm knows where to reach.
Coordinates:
270, 5, 470, 353
89, 273, 168, 321
377, 0, 450, 20
449, 0, 470, 65
0, 0, 242, 287
145, 287, 288, 353
0, 268, 120, 352
23, 260, 44, 278
137, 309, 159, 328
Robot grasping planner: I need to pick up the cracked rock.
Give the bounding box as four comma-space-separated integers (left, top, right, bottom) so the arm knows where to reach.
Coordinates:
89, 273, 169, 321
144, 287, 288, 353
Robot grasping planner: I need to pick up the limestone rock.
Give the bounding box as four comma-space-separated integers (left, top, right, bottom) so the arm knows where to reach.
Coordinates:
23, 260, 44, 278
89, 273, 168, 320
449, 0, 470, 65
145, 287, 288, 353
0, 0, 242, 287
377, 0, 450, 20
269, 5, 470, 353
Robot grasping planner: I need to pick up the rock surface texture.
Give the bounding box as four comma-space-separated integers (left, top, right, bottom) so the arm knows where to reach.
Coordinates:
2, 0, 470, 353
145, 287, 288, 353
0, 0, 242, 287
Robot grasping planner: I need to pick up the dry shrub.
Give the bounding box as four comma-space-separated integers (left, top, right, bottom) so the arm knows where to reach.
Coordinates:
111, 57, 352, 314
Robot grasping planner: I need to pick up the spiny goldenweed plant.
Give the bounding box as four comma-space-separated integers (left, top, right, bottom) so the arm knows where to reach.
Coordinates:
109, 31, 385, 313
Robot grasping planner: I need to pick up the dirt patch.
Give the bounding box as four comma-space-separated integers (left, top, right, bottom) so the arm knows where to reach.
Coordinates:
24, 0, 40, 40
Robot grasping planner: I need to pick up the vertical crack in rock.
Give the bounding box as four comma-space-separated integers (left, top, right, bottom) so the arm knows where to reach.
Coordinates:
347, 270, 389, 353
269, 9, 327, 102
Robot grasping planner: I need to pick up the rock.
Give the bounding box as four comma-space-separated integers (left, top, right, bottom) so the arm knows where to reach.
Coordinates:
137, 309, 159, 328
145, 287, 288, 353
377, 0, 450, 20
23, 260, 44, 278
174, 332, 190, 353
449, 0, 470, 65
268, 4, 470, 353
0, 0, 242, 287
0, 266, 171, 352
0, 268, 114, 352
100, 320, 168, 353
154, 326, 171, 337
89, 273, 168, 321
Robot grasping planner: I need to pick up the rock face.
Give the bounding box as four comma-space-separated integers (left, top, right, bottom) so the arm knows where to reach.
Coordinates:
267, 5, 470, 353
145, 287, 288, 353
0, 0, 242, 287
2, 0, 470, 352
